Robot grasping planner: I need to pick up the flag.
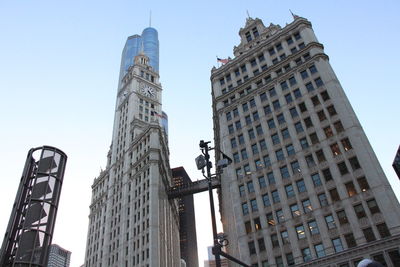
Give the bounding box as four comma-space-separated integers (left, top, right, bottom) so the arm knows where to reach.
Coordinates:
217, 57, 229, 64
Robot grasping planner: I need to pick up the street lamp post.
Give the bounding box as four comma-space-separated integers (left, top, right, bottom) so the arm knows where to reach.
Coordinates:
197, 140, 250, 267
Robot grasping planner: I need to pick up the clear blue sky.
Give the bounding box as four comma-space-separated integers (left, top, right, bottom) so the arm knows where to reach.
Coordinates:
1, 1, 399, 266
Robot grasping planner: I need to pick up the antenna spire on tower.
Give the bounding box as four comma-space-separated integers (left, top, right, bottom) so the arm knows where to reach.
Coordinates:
246, 10, 251, 19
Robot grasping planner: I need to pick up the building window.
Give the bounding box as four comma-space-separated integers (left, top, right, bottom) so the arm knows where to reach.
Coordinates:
248, 129, 255, 139
340, 138, 352, 151
293, 88, 302, 98
272, 100, 281, 110
256, 124, 263, 135
255, 159, 263, 170
305, 154, 316, 167
388, 250, 400, 265
357, 176, 370, 192
300, 70, 308, 79
286, 144, 295, 156
233, 108, 239, 117
373, 254, 387, 266
299, 102, 307, 112
258, 176, 266, 188
277, 113, 285, 124
238, 134, 245, 145
248, 241, 256, 255
311, 173, 322, 186
266, 213, 275, 226
349, 156, 361, 170
302, 247, 312, 262
305, 82, 314, 92
272, 190, 280, 203
276, 149, 285, 161
281, 231, 290, 244
250, 199, 258, 211
337, 161, 349, 175
285, 184, 295, 198
377, 223, 391, 238
264, 155, 272, 168
239, 185, 245, 197
242, 202, 249, 215
322, 168, 333, 181
289, 107, 299, 118
247, 181, 255, 193
324, 126, 334, 138
337, 210, 349, 225
344, 233, 357, 248
308, 220, 319, 235
300, 138, 309, 149
296, 179, 307, 193
271, 134, 280, 145
245, 115, 252, 125
315, 149, 326, 163
251, 144, 259, 155
280, 165, 290, 179
254, 217, 261, 231
315, 77, 324, 87
296, 224, 306, 239
269, 87, 277, 97
330, 143, 341, 156
291, 204, 301, 217
314, 243, 326, 258
262, 193, 271, 207
226, 112, 232, 121
345, 182, 357, 197
258, 238, 266, 251
271, 234, 280, 248
253, 111, 259, 121
249, 98, 256, 108
244, 164, 250, 174
242, 103, 249, 112
302, 199, 312, 213
363, 227, 376, 242
330, 188, 340, 202
235, 120, 242, 130
320, 90, 330, 101
268, 48, 275, 56
317, 110, 327, 121
289, 76, 297, 86
241, 149, 248, 160
230, 138, 237, 149
267, 118, 276, 129
295, 122, 304, 133
325, 214, 336, 229
245, 221, 252, 233
277, 209, 284, 223
367, 199, 380, 214
327, 105, 337, 117
318, 193, 329, 207
260, 139, 267, 151
233, 152, 240, 163
304, 117, 313, 128
291, 160, 301, 173
334, 120, 345, 133
354, 204, 367, 218
331, 238, 344, 252
228, 124, 234, 134
285, 93, 293, 103
281, 128, 290, 139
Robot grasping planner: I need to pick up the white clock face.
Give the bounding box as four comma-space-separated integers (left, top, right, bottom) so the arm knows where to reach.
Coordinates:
140, 85, 155, 98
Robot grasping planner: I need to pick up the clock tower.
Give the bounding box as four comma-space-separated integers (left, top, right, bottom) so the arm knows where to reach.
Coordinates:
84, 43, 181, 266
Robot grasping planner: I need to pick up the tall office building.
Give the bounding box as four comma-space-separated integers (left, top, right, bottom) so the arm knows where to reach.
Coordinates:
83, 27, 180, 267
172, 167, 199, 267
47, 244, 71, 267
211, 16, 400, 266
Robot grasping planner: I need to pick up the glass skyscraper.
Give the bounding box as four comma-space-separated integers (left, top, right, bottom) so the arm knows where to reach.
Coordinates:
118, 27, 159, 88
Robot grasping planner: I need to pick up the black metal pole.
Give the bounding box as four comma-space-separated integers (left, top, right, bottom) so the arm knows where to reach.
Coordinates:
203, 142, 222, 267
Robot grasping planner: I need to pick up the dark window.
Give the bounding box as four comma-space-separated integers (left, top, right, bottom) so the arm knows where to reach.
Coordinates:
388, 250, 400, 265
260, 139, 267, 151
291, 160, 301, 173
295, 57, 302, 65
271, 234, 280, 248
245, 115, 252, 125
367, 199, 380, 214
252, 111, 259, 121
239, 185, 245, 197
354, 204, 366, 218
266, 213, 275, 226
300, 138, 309, 149
315, 77, 324, 87
245, 31, 252, 42
289, 76, 297, 86
241, 149, 248, 160
337, 210, 349, 225
344, 233, 357, 248
271, 134, 280, 145
250, 58, 257, 67
320, 90, 330, 101
298, 102, 307, 112
300, 70, 308, 79
256, 124, 263, 135
248, 241, 256, 254
247, 181, 255, 193
285, 93, 293, 103
293, 88, 302, 98
286, 144, 295, 156
322, 168, 333, 181
267, 119, 276, 129
330, 188, 340, 202
233, 108, 239, 117
334, 120, 345, 133
264, 105, 272, 115
238, 134, 245, 144
305, 82, 314, 92
276, 149, 284, 161
377, 223, 391, 238
373, 254, 387, 266
231, 138, 237, 148
245, 221, 251, 233
264, 156, 272, 168
251, 144, 259, 155
277, 113, 285, 124
337, 161, 349, 175
341, 138, 352, 151
249, 98, 256, 108
276, 43, 283, 51
258, 176, 266, 188
280, 81, 288, 90
279, 53, 286, 60
327, 105, 337, 117
254, 217, 261, 231
286, 37, 294, 45
241, 64, 247, 73
228, 124, 234, 134
272, 190, 280, 203
258, 54, 265, 62
242, 202, 249, 215
242, 103, 249, 112
363, 227, 376, 242
226, 112, 232, 121
316, 149, 326, 163
330, 143, 341, 156
272, 100, 280, 110
248, 129, 255, 139
317, 110, 327, 122
268, 48, 275, 56
304, 117, 313, 128
233, 152, 240, 163
235, 120, 242, 130
258, 238, 266, 251
298, 42, 305, 49
324, 126, 334, 138
309, 65, 317, 74
219, 78, 225, 85
349, 156, 361, 170
294, 32, 301, 40
289, 107, 299, 118
269, 87, 277, 97
260, 92, 267, 102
